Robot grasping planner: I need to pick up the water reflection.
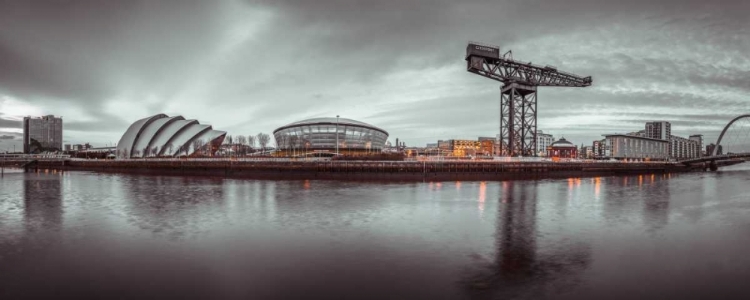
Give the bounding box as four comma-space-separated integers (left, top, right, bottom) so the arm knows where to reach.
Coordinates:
24, 171, 63, 237
467, 181, 591, 298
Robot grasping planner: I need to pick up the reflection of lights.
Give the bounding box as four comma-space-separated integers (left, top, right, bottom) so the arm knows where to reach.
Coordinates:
501, 181, 509, 203
436, 182, 442, 189
568, 178, 574, 190
594, 177, 601, 198
303, 180, 310, 190
576, 178, 581, 187
456, 181, 461, 190
478, 181, 486, 214
623, 177, 628, 186
638, 175, 643, 187
651, 174, 655, 183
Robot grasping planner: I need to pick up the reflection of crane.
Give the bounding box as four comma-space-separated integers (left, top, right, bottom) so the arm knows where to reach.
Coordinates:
466, 42, 592, 156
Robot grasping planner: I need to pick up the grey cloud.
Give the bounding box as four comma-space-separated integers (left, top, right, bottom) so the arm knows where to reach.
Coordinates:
0, 135, 14, 140
0, 0, 748, 147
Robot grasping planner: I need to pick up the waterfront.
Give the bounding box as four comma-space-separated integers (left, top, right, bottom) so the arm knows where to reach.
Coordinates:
2, 167, 750, 299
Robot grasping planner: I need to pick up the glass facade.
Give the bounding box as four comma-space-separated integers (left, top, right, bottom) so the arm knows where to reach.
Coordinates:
273, 118, 388, 153
23, 115, 63, 153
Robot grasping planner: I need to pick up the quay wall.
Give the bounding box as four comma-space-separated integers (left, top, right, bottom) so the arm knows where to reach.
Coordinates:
13, 159, 698, 181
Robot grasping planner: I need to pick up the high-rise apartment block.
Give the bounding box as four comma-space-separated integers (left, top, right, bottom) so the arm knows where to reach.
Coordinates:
645, 121, 671, 140
23, 115, 63, 153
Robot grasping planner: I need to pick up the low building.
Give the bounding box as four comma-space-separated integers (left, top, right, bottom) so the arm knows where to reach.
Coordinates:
438, 139, 481, 157
593, 139, 607, 158
547, 138, 577, 158
689, 134, 704, 156
604, 134, 669, 160
478, 137, 495, 156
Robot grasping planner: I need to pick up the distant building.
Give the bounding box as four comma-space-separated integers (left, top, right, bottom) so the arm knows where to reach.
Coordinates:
23, 115, 63, 153
689, 134, 704, 156
580, 146, 593, 159
646, 121, 671, 140
547, 138, 577, 158
425, 143, 437, 148
669, 135, 701, 159
478, 137, 495, 156
536, 130, 554, 157
604, 134, 669, 160
438, 139, 481, 157
706, 143, 723, 156
64, 144, 71, 151
627, 130, 646, 137
593, 139, 607, 158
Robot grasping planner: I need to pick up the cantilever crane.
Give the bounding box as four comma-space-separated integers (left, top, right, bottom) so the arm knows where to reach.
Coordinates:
466, 42, 592, 156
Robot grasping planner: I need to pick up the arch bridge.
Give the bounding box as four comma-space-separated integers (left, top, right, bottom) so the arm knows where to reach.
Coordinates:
681, 114, 750, 170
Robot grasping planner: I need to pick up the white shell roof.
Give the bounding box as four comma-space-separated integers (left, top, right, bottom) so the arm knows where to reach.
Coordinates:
131, 116, 185, 158
116, 114, 225, 158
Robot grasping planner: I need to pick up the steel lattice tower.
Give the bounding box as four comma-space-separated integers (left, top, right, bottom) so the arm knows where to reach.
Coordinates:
466, 42, 592, 156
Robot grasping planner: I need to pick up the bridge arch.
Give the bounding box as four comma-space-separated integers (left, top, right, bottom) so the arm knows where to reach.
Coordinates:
714, 114, 750, 156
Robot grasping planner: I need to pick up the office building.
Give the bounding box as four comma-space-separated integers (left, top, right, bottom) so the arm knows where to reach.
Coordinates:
23, 115, 63, 153
478, 137, 495, 156
604, 134, 669, 160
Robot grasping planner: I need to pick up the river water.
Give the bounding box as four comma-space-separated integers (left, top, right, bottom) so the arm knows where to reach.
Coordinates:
1, 166, 750, 299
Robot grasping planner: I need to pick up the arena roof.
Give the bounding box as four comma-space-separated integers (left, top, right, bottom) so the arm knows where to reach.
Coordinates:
274, 117, 388, 135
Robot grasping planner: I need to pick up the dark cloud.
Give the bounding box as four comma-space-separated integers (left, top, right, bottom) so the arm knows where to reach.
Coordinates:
0, 0, 748, 147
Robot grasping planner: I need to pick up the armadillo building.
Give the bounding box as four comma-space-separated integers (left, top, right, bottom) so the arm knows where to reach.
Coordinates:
116, 114, 226, 158
273, 117, 389, 156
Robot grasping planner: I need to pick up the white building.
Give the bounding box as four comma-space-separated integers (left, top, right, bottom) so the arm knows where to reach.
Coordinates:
536, 130, 554, 157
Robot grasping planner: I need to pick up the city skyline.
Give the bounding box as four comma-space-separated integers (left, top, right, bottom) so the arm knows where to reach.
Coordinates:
1, 0, 749, 152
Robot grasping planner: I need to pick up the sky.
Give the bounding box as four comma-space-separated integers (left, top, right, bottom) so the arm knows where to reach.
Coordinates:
1, 0, 749, 152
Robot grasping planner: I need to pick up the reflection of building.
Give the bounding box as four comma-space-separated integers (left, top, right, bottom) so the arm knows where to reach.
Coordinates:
547, 138, 577, 158
116, 114, 226, 158
23, 115, 63, 153
604, 134, 668, 160
273, 117, 388, 156
536, 131, 554, 157
646, 121, 671, 140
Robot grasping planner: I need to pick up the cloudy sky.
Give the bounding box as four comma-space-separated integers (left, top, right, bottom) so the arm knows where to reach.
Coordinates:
1, 0, 748, 152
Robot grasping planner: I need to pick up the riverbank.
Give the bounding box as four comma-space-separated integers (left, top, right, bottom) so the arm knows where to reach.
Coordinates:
1, 159, 715, 181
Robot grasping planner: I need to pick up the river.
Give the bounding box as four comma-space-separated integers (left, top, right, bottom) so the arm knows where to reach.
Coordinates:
1, 166, 749, 299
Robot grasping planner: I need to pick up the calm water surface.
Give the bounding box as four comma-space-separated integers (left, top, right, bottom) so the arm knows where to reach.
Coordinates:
2, 166, 750, 299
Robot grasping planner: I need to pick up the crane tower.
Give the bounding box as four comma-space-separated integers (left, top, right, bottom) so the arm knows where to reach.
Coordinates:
466, 42, 592, 156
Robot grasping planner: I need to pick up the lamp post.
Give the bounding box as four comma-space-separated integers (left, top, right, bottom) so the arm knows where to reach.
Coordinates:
336, 115, 339, 156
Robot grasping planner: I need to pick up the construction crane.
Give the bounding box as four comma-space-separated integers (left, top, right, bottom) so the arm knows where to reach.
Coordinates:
466, 42, 592, 156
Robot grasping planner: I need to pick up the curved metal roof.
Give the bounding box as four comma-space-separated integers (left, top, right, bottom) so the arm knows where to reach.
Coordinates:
116, 114, 225, 158
274, 117, 388, 135
550, 137, 576, 148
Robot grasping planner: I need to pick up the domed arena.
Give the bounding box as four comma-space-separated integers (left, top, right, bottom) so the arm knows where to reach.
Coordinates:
116, 114, 226, 158
273, 117, 389, 156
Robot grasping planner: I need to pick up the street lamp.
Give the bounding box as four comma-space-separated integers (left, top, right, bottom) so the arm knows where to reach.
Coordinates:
336, 115, 339, 156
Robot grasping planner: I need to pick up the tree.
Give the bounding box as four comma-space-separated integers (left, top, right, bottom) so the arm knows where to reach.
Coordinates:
237, 135, 247, 156
247, 135, 256, 152
257, 133, 270, 154
152, 146, 159, 157
192, 139, 204, 156
143, 146, 150, 158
